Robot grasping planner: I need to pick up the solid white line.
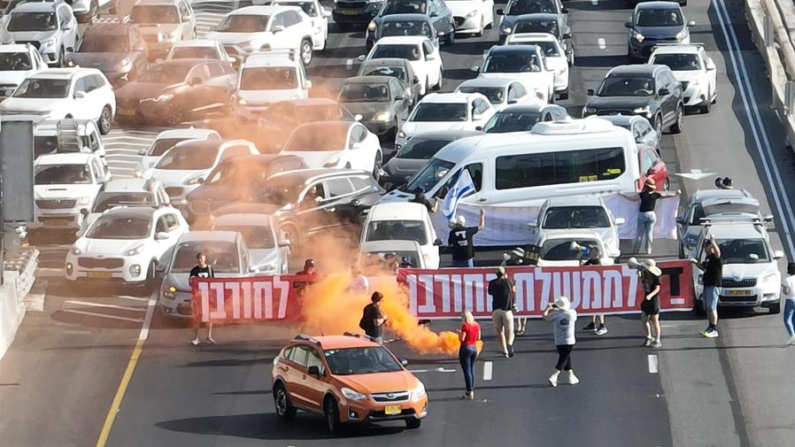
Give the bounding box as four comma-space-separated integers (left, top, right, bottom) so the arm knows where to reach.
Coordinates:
102, 136, 154, 142
138, 289, 158, 340
66, 300, 147, 312
598, 38, 606, 50
647, 354, 659, 374
483, 361, 493, 381
115, 295, 151, 302
61, 309, 144, 323
592, 0, 598, 4
713, 0, 795, 255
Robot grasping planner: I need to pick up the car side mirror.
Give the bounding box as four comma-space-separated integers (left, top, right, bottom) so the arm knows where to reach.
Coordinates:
273, 25, 285, 33
80, 209, 89, 218
657, 88, 670, 96
305, 80, 313, 89
433, 238, 443, 246
615, 217, 626, 226
470, 65, 480, 72
138, 149, 146, 155
430, 11, 438, 17
190, 77, 202, 86
527, 219, 538, 227
437, 30, 444, 38
357, 54, 366, 62
63, 25, 71, 31
496, 8, 504, 15
354, 113, 363, 122
624, 21, 632, 28
412, 76, 420, 84
426, 52, 436, 61
475, 125, 483, 131
323, 8, 331, 17
563, 32, 572, 39
74, 91, 86, 99
706, 60, 716, 71
400, 359, 409, 366
307, 365, 322, 376
156, 263, 167, 273
561, 6, 568, 13
155, 232, 170, 240
763, 214, 774, 223
774, 250, 785, 259
687, 20, 696, 26
586, 88, 594, 96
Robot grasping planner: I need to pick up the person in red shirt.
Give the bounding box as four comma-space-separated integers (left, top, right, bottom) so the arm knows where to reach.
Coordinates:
295, 259, 320, 296
457, 310, 481, 400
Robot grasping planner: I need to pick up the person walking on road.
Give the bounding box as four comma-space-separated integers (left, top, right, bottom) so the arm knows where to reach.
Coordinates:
781, 262, 795, 345
189, 252, 215, 346
580, 246, 608, 335
360, 291, 388, 344
457, 310, 481, 400
448, 208, 486, 268
640, 259, 663, 348
488, 266, 515, 358
543, 296, 578, 387
690, 235, 722, 338
631, 178, 679, 255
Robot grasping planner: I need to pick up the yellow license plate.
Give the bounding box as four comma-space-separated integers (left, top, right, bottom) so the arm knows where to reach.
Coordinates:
87, 271, 113, 278
384, 405, 401, 415
341, 9, 358, 15
118, 108, 136, 116
726, 289, 751, 296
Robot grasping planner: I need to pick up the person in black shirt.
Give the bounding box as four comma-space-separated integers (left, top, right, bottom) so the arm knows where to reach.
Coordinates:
410, 191, 439, 213
488, 266, 515, 358
448, 208, 486, 268
630, 178, 679, 255
580, 247, 608, 335
360, 291, 388, 343
690, 235, 722, 338
639, 259, 662, 348
189, 253, 215, 346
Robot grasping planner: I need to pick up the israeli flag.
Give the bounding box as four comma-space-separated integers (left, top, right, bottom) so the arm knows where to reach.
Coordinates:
441, 169, 476, 221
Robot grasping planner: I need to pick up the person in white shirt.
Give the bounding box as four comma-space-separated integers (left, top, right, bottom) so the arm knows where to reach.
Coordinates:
543, 296, 578, 387
781, 262, 795, 345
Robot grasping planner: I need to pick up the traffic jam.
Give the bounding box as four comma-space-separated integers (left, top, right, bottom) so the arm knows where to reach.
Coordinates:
0, 0, 790, 439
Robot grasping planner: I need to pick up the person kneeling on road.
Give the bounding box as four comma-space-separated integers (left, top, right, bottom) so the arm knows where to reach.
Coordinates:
543, 296, 578, 387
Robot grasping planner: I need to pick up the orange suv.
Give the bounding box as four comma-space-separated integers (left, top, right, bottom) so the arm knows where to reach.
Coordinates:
271, 333, 428, 433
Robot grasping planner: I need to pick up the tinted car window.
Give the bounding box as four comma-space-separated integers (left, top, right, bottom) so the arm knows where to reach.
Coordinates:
495, 148, 626, 190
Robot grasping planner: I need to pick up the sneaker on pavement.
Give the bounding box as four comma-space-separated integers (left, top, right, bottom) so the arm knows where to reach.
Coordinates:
583, 322, 596, 331
651, 340, 662, 348
468, 391, 474, 400
206, 337, 216, 345
567, 371, 580, 385
548, 374, 559, 388
643, 337, 653, 347
788, 335, 795, 346
191, 338, 200, 346
595, 326, 608, 336
701, 328, 719, 338
507, 345, 515, 358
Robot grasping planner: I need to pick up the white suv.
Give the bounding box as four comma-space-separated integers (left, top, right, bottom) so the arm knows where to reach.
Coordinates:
363, 36, 443, 95
4, 2, 79, 67
506, 33, 569, 101
32, 152, 109, 232
205, 6, 317, 66
360, 202, 441, 269
234, 51, 311, 123
135, 128, 222, 175
648, 43, 717, 114
33, 118, 107, 165
396, 92, 494, 148
129, 0, 197, 60
0, 44, 47, 99
691, 216, 784, 315
475, 44, 555, 104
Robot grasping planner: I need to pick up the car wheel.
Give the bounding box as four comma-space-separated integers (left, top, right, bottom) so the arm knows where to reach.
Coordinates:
406, 418, 422, 429
98, 105, 112, 135
664, 178, 670, 191
432, 69, 443, 91
139, 260, 156, 295
58, 47, 65, 67
274, 384, 297, 421
300, 38, 313, 66
653, 114, 663, 136
324, 397, 342, 434
372, 150, 382, 181
700, 94, 711, 114
671, 105, 684, 134
164, 103, 184, 127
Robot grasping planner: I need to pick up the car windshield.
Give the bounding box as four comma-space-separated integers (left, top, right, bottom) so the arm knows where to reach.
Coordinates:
323, 346, 403, 375
598, 76, 655, 97
457, 86, 504, 104
371, 44, 421, 61
7, 12, 56, 31
80, 34, 130, 52
131, 5, 179, 23
0, 52, 31, 71
285, 125, 347, 151
87, 216, 152, 239
689, 202, 760, 225
542, 206, 611, 229
258, 178, 303, 206
381, 20, 432, 38
653, 53, 701, 71
383, 0, 426, 15
484, 53, 543, 73
362, 65, 408, 83
148, 138, 193, 157
92, 193, 155, 212
156, 146, 218, 170
339, 83, 389, 103
526, 40, 560, 57
215, 14, 269, 32
541, 239, 599, 261
396, 138, 453, 159
366, 220, 428, 244
171, 241, 240, 272
636, 8, 683, 27
508, 0, 556, 15
170, 46, 219, 60
483, 110, 541, 133
240, 67, 297, 90
35, 164, 91, 184
13, 78, 69, 98
404, 157, 454, 192
214, 225, 274, 249
514, 19, 558, 35
139, 64, 191, 84
411, 103, 467, 122
715, 239, 770, 264
34, 136, 58, 157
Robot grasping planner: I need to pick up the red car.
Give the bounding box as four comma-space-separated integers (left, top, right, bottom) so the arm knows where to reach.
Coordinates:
638, 145, 669, 190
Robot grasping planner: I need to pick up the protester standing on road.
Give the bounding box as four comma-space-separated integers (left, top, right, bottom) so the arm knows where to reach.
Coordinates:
457, 310, 481, 400
640, 259, 663, 348
580, 246, 608, 335
488, 266, 515, 358
189, 252, 215, 346
448, 208, 486, 267
543, 296, 578, 387
360, 291, 388, 343
781, 262, 795, 345
631, 178, 679, 255
690, 235, 722, 338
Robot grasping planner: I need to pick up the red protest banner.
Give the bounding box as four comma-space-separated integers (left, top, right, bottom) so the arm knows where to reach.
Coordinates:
396, 261, 695, 319
190, 275, 304, 324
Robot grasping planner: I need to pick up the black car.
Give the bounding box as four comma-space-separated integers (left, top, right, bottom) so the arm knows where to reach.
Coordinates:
66, 24, 149, 87
366, 0, 455, 46
337, 75, 411, 138
367, 13, 439, 49
481, 103, 569, 133
254, 98, 356, 153
379, 130, 481, 188
358, 57, 422, 107
212, 169, 384, 246
583, 64, 684, 135
183, 154, 307, 225
626, 1, 694, 62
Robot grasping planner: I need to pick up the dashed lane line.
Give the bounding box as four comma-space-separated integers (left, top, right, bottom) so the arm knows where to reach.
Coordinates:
648, 354, 659, 374
483, 361, 493, 381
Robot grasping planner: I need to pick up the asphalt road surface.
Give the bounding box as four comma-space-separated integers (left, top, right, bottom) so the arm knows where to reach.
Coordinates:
2, 0, 795, 446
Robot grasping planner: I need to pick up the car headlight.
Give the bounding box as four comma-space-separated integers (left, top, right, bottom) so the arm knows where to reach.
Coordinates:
675, 30, 687, 41
412, 381, 426, 400
117, 56, 133, 69
184, 175, 205, 185
397, 130, 406, 138
125, 245, 144, 256
466, 10, 478, 17
163, 285, 177, 299
633, 31, 645, 42
582, 107, 597, 116
77, 197, 91, 207
633, 106, 651, 116
502, 26, 512, 34
763, 272, 778, 284
40, 39, 55, 49
156, 93, 173, 102
341, 387, 368, 401
71, 246, 82, 255
368, 21, 376, 31
374, 111, 391, 121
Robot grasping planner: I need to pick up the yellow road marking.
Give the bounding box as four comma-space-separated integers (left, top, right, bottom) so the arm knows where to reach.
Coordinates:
95, 338, 145, 447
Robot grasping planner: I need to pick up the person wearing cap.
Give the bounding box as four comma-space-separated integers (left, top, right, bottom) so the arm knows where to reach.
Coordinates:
629, 178, 679, 255
359, 291, 388, 343
580, 247, 608, 336
488, 266, 516, 358
639, 259, 663, 348
399, 256, 414, 268
295, 259, 320, 296
189, 252, 215, 346
781, 262, 795, 345
690, 235, 722, 338
714, 176, 734, 190
448, 208, 486, 268
543, 296, 578, 387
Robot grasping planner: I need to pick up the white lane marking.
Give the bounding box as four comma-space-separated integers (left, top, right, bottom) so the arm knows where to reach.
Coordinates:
597, 38, 606, 49
647, 354, 659, 374
115, 295, 150, 302
61, 309, 144, 323
483, 361, 493, 381
102, 136, 154, 142
714, 0, 795, 255
408, 367, 456, 373
65, 300, 147, 312
138, 288, 158, 340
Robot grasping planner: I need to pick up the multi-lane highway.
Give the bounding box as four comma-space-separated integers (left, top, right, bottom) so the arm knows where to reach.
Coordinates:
1, 0, 795, 446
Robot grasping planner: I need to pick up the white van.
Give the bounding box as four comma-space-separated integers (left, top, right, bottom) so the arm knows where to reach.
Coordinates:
380, 118, 641, 208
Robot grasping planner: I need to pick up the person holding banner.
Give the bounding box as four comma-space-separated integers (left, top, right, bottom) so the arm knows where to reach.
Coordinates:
543, 296, 578, 387
629, 178, 680, 255
580, 247, 608, 336
457, 310, 481, 400
189, 253, 215, 346
639, 260, 663, 348
448, 208, 486, 268
488, 266, 515, 358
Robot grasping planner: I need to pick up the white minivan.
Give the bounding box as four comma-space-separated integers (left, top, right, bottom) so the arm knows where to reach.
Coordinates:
360, 202, 442, 269
380, 118, 641, 208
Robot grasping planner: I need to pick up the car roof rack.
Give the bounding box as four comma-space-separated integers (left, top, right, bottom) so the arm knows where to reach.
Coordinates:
56, 118, 85, 152
651, 42, 705, 52
701, 215, 768, 225
343, 332, 376, 342
294, 334, 322, 346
